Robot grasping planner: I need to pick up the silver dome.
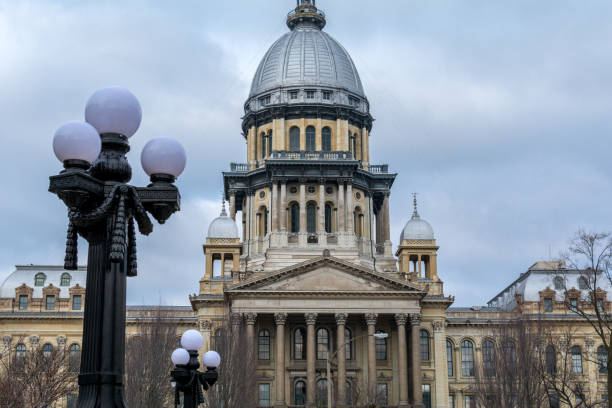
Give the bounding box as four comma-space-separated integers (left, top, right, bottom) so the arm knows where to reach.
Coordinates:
249, 27, 365, 99
207, 205, 239, 239
400, 198, 435, 241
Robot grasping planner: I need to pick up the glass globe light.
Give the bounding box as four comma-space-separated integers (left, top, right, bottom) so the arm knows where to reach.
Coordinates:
141, 137, 187, 178
53, 121, 101, 164
171, 348, 190, 366
180, 329, 203, 351
85, 86, 142, 138
202, 350, 221, 368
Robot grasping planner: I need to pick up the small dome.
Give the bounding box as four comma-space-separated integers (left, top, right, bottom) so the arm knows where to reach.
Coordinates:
207, 204, 239, 239
400, 196, 434, 241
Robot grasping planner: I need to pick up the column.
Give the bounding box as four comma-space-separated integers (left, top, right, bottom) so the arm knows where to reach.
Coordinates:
433, 321, 450, 408
338, 182, 345, 232
280, 181, 287, 232
229, 191, 236, 220
417, 255, 422, 279
410, 314, 424, 407
199, 320, 212, 355
364, 313, 377, 398
346, 183, 354, 234
245, 313, 257, 347
335, 313, 348, 407
395, 314, 409, 407
318, 180, 325, 233
245, 194, 252, 243
382, 193, 390, 242
272, 181, 279, 232
275, 313, 288, 407
306, 313, 317, 406
299, 182, 306, 233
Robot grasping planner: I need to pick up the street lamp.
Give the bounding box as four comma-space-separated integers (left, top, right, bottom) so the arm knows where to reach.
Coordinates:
48, 86, 186, 407
170, 330, 220, 408
326, 331, 388, 408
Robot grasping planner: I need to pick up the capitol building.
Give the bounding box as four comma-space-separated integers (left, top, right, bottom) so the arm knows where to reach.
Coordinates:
0, 1, 608, 407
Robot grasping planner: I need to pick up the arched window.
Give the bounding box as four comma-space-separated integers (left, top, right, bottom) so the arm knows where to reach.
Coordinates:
571, 345, 582, 374
69, 344, 80, 372
345, 328, 352, 360
15, 343, 26, 361
545, 345, 557, 374
375, 330, 387, 360
60, 273, 71, 286
258, 206, 268, 237
461, 340, 475, 377
553, 276, 564, 290
352, 134, 358, 159
258, 330, 271, 360
261, 133, 267, 160
290, 203, 300, 233
349, 135, 356, 159
482, 339, 495, 377
316, 328, 329, 360
316, 378, 328, 406
35, 273, 46, 287
503, 340, 517, 372
294, 328, 306, 360
307, 203, 317, 234
446, 340, 454, 377
305, 126, 316, 152
321, 127, 332, 151
325, 203, 333, 233
295, 380, 307, 405
290, 126, 300, 151
598, 346, 608, 374
420, 330, 430, 361
267, 131, 273, 156
42, 343, 53, 358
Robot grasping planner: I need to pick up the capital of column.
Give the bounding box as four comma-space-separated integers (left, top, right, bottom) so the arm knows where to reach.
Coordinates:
394, 313, 409, 326
410, 313, 422, 326
245, 312, 258, 325
199, 319, 212, 331
335, 313, 348, 326
432, 321, 445, 332
364, 313, 378, 326
274, 312, 288, 326
2, 336, 11, 348
29, 335, 40, 348
231, 312, 243, 326
305, 312, 318, 325
56, 335, 67, 348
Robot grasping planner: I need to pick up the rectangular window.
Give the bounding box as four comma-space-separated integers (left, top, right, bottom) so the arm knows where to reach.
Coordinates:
465, 395, 474, 408
45, 295, 55, 310
376, 383, 388, 406
258, 383, 270, 406
18, 295, 28, 310
306, 90, 315, 99
597, 299, 604, 314
289, 91, 298, 100
570, 298, 578, 312
449, 394, 454, 408
72, 295, 82, 311
260, 95, 271, 106
322, 91, 331, 100
422, 384, 431, 408
544, 298, 553, 312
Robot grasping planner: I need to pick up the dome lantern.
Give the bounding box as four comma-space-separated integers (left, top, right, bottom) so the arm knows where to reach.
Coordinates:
399, 194, 435, 242
287, 0, 326, 30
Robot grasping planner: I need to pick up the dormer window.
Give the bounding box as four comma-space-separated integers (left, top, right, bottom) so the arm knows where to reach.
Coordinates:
322, 90, 332, 100
306, 90, 316, 99
289, 90, 298, 100
60, 273, 71, 286
35, 273, 46, 287
553, 276, 564, 290
260, 95, 271, 106
544, 298, 553, 313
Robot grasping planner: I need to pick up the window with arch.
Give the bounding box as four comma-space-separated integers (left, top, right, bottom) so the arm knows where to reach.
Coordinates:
294, 328, 306, 360
258, 330, 271, 360
482, 339, 495, 377
553, 276, 564, 290
571, 345, 583, 374
294, 380, 306, 405
375, 330, 387, 360
35, 273, 46, 286
60, 273, 71, 286
290, 203, 300, 233
267, 131, 273, 156
316, 379, 328, 406
446, 340, 454, 377
290, 127, 300, 151
345, 327, 352, 360
305, 126, 316, 152
503, 340, 517, 371
15, 343, 26, 361
316, 328, 329, 360
321, 127, 332, 151
260, 132, 267, 160
42, 343, 53, 358
349, 135, 356, 159
598, 346, 608, 374
325, 203, 333, 233
461, 340, 475, 377
257, 206, 268, 237
306, 203, 317, 234
354, 207, 363, 237
420, 330, 430, 361
546, 345, 557, 374
69, 344, 81, 372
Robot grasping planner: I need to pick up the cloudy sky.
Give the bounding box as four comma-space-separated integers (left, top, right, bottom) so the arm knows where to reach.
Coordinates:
0, 0, 611, 307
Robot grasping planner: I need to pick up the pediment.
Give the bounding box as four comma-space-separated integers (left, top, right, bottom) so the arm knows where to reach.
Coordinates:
228, 256, 424, 295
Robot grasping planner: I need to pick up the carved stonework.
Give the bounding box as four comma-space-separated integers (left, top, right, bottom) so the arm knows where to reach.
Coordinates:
585, 337, 595, 353
56, 335, 67, 348
2, 336, 11, 349
410, 313, 422, 326
335, 313, 348, 326
274, 312, 288, 326
305, 312, 318, 325
199, 320, 212, 331
432, 321, 445, 332
364, 313, 378, 326
231, 313, 243, 326
394, 313, 409, 326
245, 312, 257, 325
29, 335, 40, 348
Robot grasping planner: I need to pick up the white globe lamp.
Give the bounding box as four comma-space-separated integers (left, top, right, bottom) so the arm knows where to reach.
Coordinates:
53, 121, 101, 167
180, 329, 203, 351
141, 137, 187, 181
171, 348, 190, 366
202, 350, 221, 368
85, 86, 142, 138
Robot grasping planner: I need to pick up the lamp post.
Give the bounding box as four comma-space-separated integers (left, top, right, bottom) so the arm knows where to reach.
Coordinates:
48, 86, 187, 407
326, 331, 388, 408
170, 330, 221, 408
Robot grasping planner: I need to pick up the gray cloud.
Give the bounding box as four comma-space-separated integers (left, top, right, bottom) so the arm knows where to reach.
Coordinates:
0, 0, 610, 306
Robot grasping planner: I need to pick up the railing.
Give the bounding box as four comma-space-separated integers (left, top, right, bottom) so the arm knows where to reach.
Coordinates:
369, 164, 389, 174
270, 150, 353, 160
230, 163, 250, 172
